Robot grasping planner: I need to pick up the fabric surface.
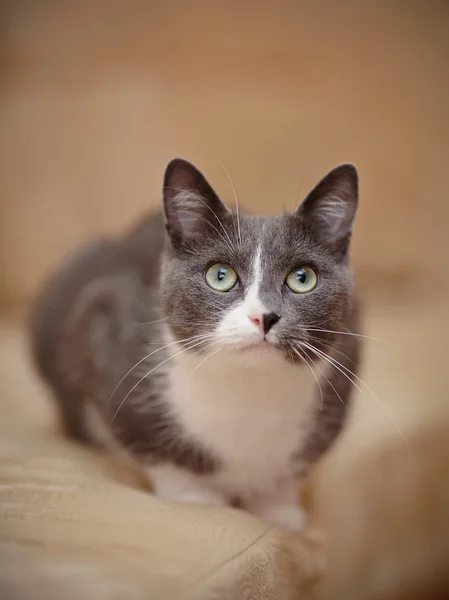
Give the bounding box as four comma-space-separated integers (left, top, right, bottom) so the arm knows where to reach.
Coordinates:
0, 321, 322, 599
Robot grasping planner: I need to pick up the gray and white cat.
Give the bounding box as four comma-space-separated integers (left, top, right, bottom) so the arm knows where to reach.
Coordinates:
30, 158, 360, 531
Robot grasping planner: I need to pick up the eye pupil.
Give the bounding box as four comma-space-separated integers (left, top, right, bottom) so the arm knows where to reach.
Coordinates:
285, 265, 317, 294
296, 269, 307, 283
205, 263, 238, 292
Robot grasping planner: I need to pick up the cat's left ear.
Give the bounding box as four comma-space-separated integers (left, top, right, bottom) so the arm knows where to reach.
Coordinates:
295, 164, 358, 254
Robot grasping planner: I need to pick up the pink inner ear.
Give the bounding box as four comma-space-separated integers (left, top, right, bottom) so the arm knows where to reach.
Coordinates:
176, 208, 203, 235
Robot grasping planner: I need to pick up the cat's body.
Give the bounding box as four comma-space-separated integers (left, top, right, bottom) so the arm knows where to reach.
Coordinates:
30, 159, 360, 530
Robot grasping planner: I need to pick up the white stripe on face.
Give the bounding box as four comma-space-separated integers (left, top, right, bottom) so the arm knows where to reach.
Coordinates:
215, 243, 268, 343
244, 244, 267, 322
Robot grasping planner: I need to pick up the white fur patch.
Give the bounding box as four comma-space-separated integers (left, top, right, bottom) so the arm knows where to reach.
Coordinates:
167, 347, 317, 496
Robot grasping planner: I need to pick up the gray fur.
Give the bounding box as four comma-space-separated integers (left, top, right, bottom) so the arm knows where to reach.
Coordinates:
29, 158, 360, 486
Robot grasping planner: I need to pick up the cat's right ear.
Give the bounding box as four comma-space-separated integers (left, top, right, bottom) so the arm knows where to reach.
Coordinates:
295, 164, 359, 256
162, 158, 230, 249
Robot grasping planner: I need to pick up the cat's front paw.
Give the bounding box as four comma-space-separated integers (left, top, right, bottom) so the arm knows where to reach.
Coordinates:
148, 466, 227, 507
169, 489, 227, 506
252, 503, 307, 532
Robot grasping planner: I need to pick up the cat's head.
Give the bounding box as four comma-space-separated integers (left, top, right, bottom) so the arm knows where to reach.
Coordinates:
160, 158, 358, 364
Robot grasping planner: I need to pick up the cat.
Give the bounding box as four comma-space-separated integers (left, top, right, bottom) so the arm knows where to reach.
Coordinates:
29, 158, 361, 531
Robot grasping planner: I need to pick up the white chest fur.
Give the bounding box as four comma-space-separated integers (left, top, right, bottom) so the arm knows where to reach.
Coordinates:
167, 347, 318, 499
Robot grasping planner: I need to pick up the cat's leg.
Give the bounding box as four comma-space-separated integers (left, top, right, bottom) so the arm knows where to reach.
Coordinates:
148, 464, 227, 506
246, 478, 307, 532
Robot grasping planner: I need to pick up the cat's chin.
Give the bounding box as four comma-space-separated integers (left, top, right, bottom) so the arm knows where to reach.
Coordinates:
227, 340, 288, 367
236, 339, 280, 355
241, 340, 272, 350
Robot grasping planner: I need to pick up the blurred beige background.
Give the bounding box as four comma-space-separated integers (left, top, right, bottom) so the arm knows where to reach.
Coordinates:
1, 0, 448, 306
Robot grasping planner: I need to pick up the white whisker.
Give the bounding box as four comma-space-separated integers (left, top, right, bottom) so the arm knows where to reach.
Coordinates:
110, 336, 213, 424
302, 341, 414, 461
189, 342, 226, 378
305, 328, 389, 344
293, 347, 324, 411
135, 317, 168, 326
107, 333, 215, 405
176, 213, 235, 256
306, 333, 357, 365
302, 342, 364, 396
165, 186, 235, 253
219, 160, 242, 247
298, 344, 347, 410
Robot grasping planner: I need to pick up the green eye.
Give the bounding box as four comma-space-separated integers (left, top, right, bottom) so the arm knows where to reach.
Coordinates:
205, 263, 238, 292
286, 266, 317, 294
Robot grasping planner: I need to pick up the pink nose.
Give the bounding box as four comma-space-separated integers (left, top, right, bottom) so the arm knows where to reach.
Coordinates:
249, 314, 263, 332
248, 312, 281, 335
